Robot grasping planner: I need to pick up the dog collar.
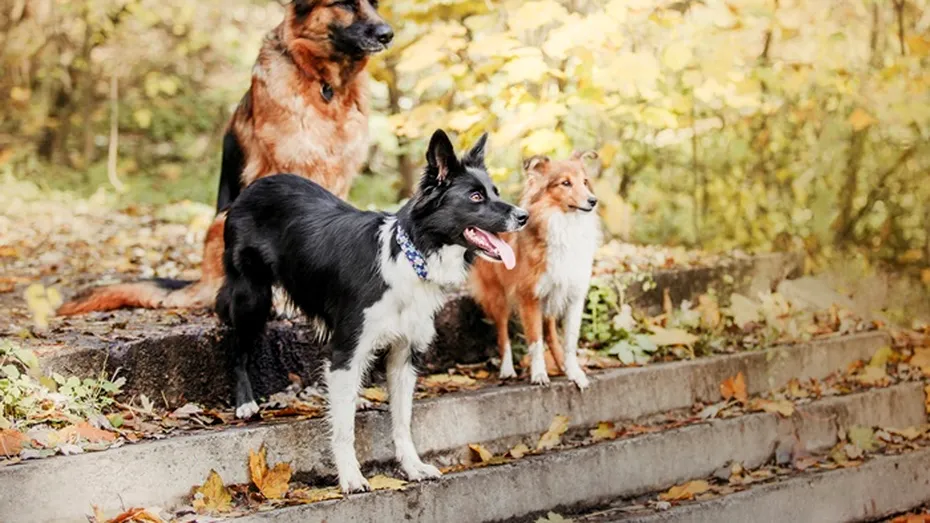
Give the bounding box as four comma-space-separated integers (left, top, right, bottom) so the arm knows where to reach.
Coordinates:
395, 225, 428, 281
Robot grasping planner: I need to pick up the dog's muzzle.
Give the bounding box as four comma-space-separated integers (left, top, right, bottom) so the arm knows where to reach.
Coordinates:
507, 208, 529, 231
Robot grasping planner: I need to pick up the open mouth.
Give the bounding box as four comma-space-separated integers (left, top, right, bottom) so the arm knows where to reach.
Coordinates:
360, 41, 390, 53
464, 227, 516, 270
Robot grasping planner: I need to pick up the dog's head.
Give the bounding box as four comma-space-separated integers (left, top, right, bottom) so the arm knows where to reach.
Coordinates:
410, 130, 528, 269
522, 151, 599, 214
289, 0, 393, 58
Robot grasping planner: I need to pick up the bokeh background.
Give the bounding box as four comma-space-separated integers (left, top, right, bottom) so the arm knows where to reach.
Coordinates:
1, 0, 929, 274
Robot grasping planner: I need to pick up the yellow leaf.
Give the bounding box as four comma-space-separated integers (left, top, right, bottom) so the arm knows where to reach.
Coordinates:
133, 109, 153, 129
720, 372, 748, 404
521, 129, 569, 156
422, 374, 476, 388
368, 475, 408, 491
647, 326, 698, 347
751, 398, 795, 417
446, 111, 483, 133
249, 445, 268, 492
260, 463, 292, 500
869, 346, 893, 368
589, 422, 618, 442
887, 426, 925, 441
192, 470, 232, 514
468, 443, 494, 463
857, 365, 889, 387
509, 443, 530, 459
536, 415, 570, 450
696, 294, 721, 330
848, 108, 876, 132
659, 479, 711, 501
508, 0, 569, 33
290, 487, 343, 504
361, 387, 388, 402
10, 87, 31, 102
907, 35, 930, 57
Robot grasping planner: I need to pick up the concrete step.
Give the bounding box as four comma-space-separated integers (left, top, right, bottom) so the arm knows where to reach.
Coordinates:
31, 252, 800, 405
231, 381, 929, 523
0, 331, 885, 522
574, 444, 930, 523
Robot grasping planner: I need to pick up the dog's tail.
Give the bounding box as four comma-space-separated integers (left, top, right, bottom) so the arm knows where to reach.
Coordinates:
55, 278, 221, 315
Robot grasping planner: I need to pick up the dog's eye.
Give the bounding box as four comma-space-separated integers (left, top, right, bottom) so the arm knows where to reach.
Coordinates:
368, 0, 379, 7
470, 191, 485, 203
331, 0, 355, 10
561, 180, 572, 187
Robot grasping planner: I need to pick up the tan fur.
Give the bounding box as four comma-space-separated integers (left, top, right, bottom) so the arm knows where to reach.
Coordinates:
58, 1, 384, 315
471, 152, 599, 377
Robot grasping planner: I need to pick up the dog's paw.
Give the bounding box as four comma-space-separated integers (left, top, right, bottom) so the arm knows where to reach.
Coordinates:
339, 473, 371, 495
235, 401, 260, 419
499, 359, 517, 380
530, 368, 551, 386
565, 367, 590, 390
402, 460, 442, 482
356, 395, 377, 410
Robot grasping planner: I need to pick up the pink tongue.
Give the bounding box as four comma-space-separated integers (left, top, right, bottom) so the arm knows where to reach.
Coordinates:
484, 232, 516, 270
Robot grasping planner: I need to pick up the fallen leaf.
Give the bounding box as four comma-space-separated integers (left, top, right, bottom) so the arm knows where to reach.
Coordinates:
249, 444, 292, 499
869, 346, 893, 368
58, 422, 117, 443
787, 378, 809, 399
910, 348, 930, 376
536, 415, 570, 450
887, 427, 925, 441
848, 425, 877, 452
647, 326, 698, 347
105, 507, 165, 523
361, 387, 388, 402
659, 479, 711, 501
720, 372, 748, 404
170, 403, 203, 419
728, 293, 761, 330
536, 512, 572, 523
289, 486, 343, 504
0, 429, 25, 457
892, 514, 930, 523
590, 421, 618, 442
509, 443, 530, 459
751, 398, 795, 417
468, 443, 494, 463
191, 470, 233, 514
369, 474, 408, 491
696, 295, 721, 330
856, 365, 889, 386
422, 374, 477, 388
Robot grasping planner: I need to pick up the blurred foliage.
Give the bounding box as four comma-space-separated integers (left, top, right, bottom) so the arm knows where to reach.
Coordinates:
2, 0, 930, 270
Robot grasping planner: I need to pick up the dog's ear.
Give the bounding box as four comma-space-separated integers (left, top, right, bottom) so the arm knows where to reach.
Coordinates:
425, 129, 459, 185
461, 132, 489, 168
292, 0, 313, 18
522, 155, 550, 176
571, 150, 599, 162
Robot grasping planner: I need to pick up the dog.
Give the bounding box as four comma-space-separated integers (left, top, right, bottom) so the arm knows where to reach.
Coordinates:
216, 130, 528, 493
57, 0, 393, 316
471, 151, 601, 390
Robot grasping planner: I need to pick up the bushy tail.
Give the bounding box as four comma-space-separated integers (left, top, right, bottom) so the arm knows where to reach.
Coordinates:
55, 278, 223, 315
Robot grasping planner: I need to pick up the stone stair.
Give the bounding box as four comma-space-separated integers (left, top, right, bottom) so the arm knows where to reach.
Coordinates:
3, 252, 929, 523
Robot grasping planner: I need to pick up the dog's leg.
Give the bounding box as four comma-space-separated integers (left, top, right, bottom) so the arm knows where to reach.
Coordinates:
544, 316, 566, 374
518, 294, 548, 386
222, 275, 272, 419
561, 294, 590, 390
387, 342, 441, 482
327, 345, 370, 494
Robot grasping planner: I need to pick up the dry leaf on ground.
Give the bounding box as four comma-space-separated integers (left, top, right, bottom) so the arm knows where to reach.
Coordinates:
751, 398, 795, 417
191, 470, 233, 514
856, 365, 889, 386
509, 443, 530, 459
368, 475, 408, 491
58, 422, 117, 443
910, 348, 930, 376
659, 479, 711, 501
536, 512, 573, 523
892, 514, 930, 523
647, 326, 698, 347
422, 374, 477, 388
0, 429, 25, 457
361, 387, 388, 403
249, 445, 292, 499
537, 415, 570, 451
468, 443, 494, 463
720, 372, 748, 404
103, 507, 164, 523
289, 487, 343, 504
590, 422, 618, 442
848, 426, 878, 452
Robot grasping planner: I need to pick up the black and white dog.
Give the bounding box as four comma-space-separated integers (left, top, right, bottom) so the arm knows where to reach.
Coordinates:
216, 129, 528, 493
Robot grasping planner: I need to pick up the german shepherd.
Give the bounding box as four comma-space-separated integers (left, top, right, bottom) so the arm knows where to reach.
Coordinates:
57, 0, 393, 316
471, 151, 601, 389
217, 130, 527, 493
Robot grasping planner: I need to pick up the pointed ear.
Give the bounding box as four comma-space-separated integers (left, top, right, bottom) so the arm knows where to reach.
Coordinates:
522, 155, 550, 176
461, 132, 489, 168
425, 129, 458, 184
571, 150, 599, 162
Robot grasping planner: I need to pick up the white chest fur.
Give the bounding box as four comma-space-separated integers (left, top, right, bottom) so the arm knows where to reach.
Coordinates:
535, 211, 601, 318
361, 220, 467, 353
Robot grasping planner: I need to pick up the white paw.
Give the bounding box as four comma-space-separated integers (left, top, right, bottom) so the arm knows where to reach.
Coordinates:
565, 366, 590, 390
402, 460, 442, 482
356, 395, 376, 410
235, 401, 260, 419
339, 471, 371, 494
499, 359, 517, 380
530, 366, 550, 386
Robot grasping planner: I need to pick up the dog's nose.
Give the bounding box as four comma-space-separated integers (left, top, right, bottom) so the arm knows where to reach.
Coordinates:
373, 24, 394, 45
514, 209, 529, 227
587, 196, 598, 208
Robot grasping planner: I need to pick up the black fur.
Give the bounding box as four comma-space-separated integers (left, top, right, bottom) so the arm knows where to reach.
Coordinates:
217, 129, 526, 412
217, 129, 245, 213
151, 278, 192, 291
328, 1, 393, 57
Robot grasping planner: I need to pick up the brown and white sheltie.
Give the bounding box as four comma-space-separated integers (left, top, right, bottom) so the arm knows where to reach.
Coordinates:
471, 151, 601, 389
